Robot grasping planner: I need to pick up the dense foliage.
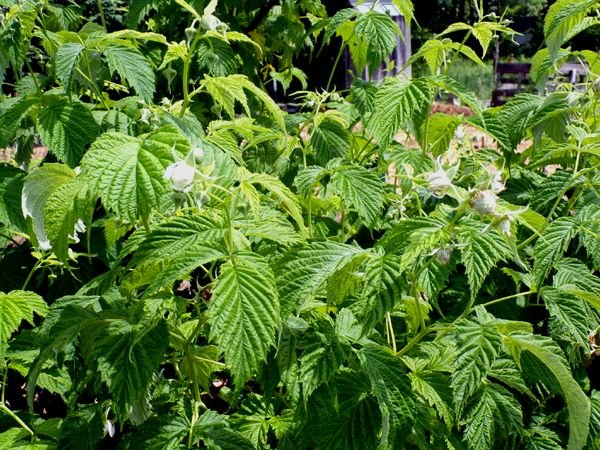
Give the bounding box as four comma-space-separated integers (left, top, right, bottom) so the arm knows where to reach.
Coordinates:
1, 0, 600, 449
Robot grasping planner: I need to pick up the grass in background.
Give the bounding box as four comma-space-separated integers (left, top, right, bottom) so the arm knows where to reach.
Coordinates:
447, 59, 494, 101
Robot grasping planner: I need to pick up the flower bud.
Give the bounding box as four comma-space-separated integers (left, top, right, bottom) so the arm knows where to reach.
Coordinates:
435, 247, 453, 265
193, 147, 204, 162
184, 26, 196, 42
470, 190, 498, 215
454, 125, 465, 141
164, 162, 196, 192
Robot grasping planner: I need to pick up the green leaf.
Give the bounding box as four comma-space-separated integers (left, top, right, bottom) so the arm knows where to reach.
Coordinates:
202, 75, 285, 130
488, 358, 533, 398
235, 207, 301, 247
126, 0, 161, 27
590, 390, 600, 445
195, 410, 254, 450
306, 369, 381, 450
22, 163, 77, 249
360, 253, 403, 331
358, 344, 415, 442
0, 290, 47, 361
124, 414, 188, 450
87, 318, 169, 424
310, 117, 351, 163
45, 177, 93, 261
0, 96, 39, 148
354, 11, 401, 71
331, 165, 385, 229
459, 221, 512, 299
276, 241, 367, 316
530, 48, 571, 89
55, 42, 86, 95
464, 383, 523, 450
232, 394, 272, 446
104, 44, 156, 102
577, 204, 600, 270
427, 75, 484, 115
36, 96, 98, 166
130, 215, 227, 292
300, 316, 351, 398
541, 286, 595, 358
392, 0, 414, 24
544, 0, 599, 61
197, 37, 237, 77
407, 368, 454, 428
553, 258, 600, 296
503, 333, 590, 450
0, 166, 26, 232
209, 259, 280, 384
368, 77, 431, 148
81, 127, 189, 222
419, 113, 460, 157
27, 297, 99, 411
531, 171, 580, 212
450, 315, 502, 416
533, 217, 578, 287
238, 169, 306, 233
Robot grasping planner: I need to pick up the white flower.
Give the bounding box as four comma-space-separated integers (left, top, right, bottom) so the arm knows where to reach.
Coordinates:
140, 108, 152, 124
104, 420, 115, 438
470, 190, 498, 215
38, 239, 52, 251
74, 219, 86, 234
424, 158, 457, 198
164, 162, 196, 192
201, 14, 224, 31
435, 247, 453, 265
484, 165, 505, 193
454, 125, 465, 141
68, 219, 86, 244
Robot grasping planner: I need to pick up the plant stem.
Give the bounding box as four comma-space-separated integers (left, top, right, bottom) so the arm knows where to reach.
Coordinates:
385, 312, 397, 353
326, 44, 346, 92
142, 215, 151, 234
1, 366, 7, 404
24, 60, 41, 95
22, 259, 42, 290
444, 29, 474, 76
0, 403, 35, 439
180, 34, 202, 118
477, 290, 535, 310
410, 274, 427, 333
97, 0, 107, 29
396, 326, 432, 357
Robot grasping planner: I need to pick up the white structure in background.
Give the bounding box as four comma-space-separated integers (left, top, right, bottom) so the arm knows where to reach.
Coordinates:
348, 0, 411, 83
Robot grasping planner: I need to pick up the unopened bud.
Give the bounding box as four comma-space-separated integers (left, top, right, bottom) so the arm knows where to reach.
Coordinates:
470, 190, 498, 215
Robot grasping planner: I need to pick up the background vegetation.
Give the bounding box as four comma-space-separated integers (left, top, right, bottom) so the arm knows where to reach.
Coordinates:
0, 1, 599, 449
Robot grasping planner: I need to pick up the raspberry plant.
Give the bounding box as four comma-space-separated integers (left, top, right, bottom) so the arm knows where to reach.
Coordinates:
1, 0, 599, 449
